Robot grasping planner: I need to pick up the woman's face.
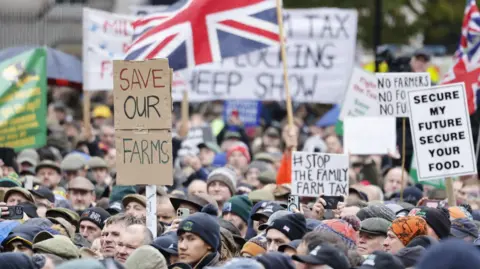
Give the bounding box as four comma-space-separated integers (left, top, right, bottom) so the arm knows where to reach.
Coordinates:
178, 232, 211, 265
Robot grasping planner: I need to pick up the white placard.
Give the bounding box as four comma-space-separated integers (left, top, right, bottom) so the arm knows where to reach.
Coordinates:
407, 82, 477, 180
83, 7, 358, 104
376, 73, 431, 117
291, 152, 349, 197
343, 116, 396, 155
339, 67, 379, 121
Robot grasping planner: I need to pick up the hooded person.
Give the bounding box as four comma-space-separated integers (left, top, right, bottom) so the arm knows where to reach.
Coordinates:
177, 204, 221, 268
415, 207, 451, 240
0, 252, 36, 269
416, 238, 480, 269
383, 216, 428, 254
125, 245, 168, 269
222, 195, 253, 237
265, 213, 307, 252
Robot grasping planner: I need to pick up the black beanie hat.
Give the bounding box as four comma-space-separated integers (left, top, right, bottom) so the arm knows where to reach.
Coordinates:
178, 204, 221, 251
80, 207, 111, 229
416, 207, 451, 239
266, 213, 307, 241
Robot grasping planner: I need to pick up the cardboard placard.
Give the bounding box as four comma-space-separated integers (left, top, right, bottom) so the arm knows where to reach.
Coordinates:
115, 129, 173, 185
114, 59, 173, 186
113, 59, 172, 130
376, 73, 430, 117
407, 82, 477, 180
291, 152, 349, 197
343, 116, 396, 155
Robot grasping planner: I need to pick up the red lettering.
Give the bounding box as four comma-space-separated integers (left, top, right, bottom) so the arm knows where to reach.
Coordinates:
152, 69, 165, 88
119, 68, 129, 91
101, 61, 112, 79
131, 69, 141, 89
103, 20, 129, 36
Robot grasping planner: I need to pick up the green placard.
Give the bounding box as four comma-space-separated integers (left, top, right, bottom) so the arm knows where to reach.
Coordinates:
0, 48, 47, 151
410, 153, 446, 189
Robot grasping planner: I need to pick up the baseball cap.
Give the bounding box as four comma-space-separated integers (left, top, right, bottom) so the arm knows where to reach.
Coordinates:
278, 239, 301, 253
30, 186, 55, 204
258, 210, 292, 231
251, 202, 283, 221
292, 244, 349, 269
197, 142, 221, 153
358, 251, 405, 269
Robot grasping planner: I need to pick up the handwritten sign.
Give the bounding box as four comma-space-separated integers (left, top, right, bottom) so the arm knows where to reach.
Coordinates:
407, 83, 477, 180
336, 68, 378, 135
178, 126, 215, 157
113, 59, 172, 130
291, 152, 349, 197
114, 59, 173, 185
376, 73, 430, 117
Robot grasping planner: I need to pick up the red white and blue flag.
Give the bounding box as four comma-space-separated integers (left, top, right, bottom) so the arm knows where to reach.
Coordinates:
443, 0, 480, 114
125, 0, 280, 71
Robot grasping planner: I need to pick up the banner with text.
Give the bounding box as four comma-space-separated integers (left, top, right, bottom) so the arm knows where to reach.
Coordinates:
336, 68, 378, 135
407, 83, 477, 181
291, 152, 349, 197
343, 116, 396, 155
0, 49, 47, 151
377, 72, 430, 117
85, 7, 357, 104
224, 100, 262, 127
113, 59, 173, 185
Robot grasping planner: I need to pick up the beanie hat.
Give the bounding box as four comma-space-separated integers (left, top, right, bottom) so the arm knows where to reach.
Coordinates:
109, 185, 136, 203
390, 216, 428, 246
223, 195, 253, 224
178, 204, 221, 251
416, 207, 451, 239
80, 207, 111, 229
357, 204, 395, 222
266, 213, 307, 241
416, 239, 480, 269
207, 167, 237, 196
227, 143, 251, 163
241, 235, 267, 257
255, 252, 295, 269
394, 246, 425, 268
316, 218, 358, 249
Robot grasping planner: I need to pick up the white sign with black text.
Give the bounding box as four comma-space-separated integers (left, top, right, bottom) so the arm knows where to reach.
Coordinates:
291, 152, 349, 197
343, 116, 396, 155
376, 73, 431, 117
407, 82, 477, 180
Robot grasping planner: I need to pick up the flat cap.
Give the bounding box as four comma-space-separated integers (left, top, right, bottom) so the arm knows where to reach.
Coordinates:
68, 177, 95, 191
60, 153, 87, 171
359, 217, 391, 236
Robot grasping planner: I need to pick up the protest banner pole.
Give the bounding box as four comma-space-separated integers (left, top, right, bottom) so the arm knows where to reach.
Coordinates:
180, 90, 189, 138
146, 185, 157, 238
445, 177, 457, 207
275, 0, 294, 131
400, 118, 406, 201
83, 91, 91, 138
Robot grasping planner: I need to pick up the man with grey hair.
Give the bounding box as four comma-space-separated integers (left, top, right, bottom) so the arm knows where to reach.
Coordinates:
100, 214, 145, 258
114, 224, 153, 264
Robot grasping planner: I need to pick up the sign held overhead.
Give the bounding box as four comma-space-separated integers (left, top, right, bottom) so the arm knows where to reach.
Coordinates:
407, 82, 477, 181
291, 152, 349, 197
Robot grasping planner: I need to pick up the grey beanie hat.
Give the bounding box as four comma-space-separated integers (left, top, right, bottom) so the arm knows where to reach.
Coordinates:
207, 167, 237, 195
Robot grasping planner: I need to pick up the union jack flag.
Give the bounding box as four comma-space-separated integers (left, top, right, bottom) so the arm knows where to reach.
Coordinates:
125, 0, 280, 71
443, 0, 480, 114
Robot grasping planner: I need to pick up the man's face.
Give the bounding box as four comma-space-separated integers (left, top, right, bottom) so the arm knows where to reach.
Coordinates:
64, 170, 79, 183
383, 230, 404, 254
228, 151, 249, 171
383, 168, 406, 195
410, 56, 429, 73
101, 223, 125, 257
178, 232, 211, 264
80, 220, 102, 243
37, 168, 61, 189
325, 135, 342, 153
223, 213, 246, 235
157, 197, 176, 224
6, 193, 28, 206
6, 241, 33, 256
266, 229, 290, 252
357, 232, 386, 256
199, 148, 215, 166
114, 225, 145, 264
101, 126, 115, 147
19, 162, 33, 173
246, 168, 261, 188
68, 189, 94, 211
125, 201, 146, 218
187, 180, 207, 196
207, 181, 232, 204
92, 168, 108, 185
